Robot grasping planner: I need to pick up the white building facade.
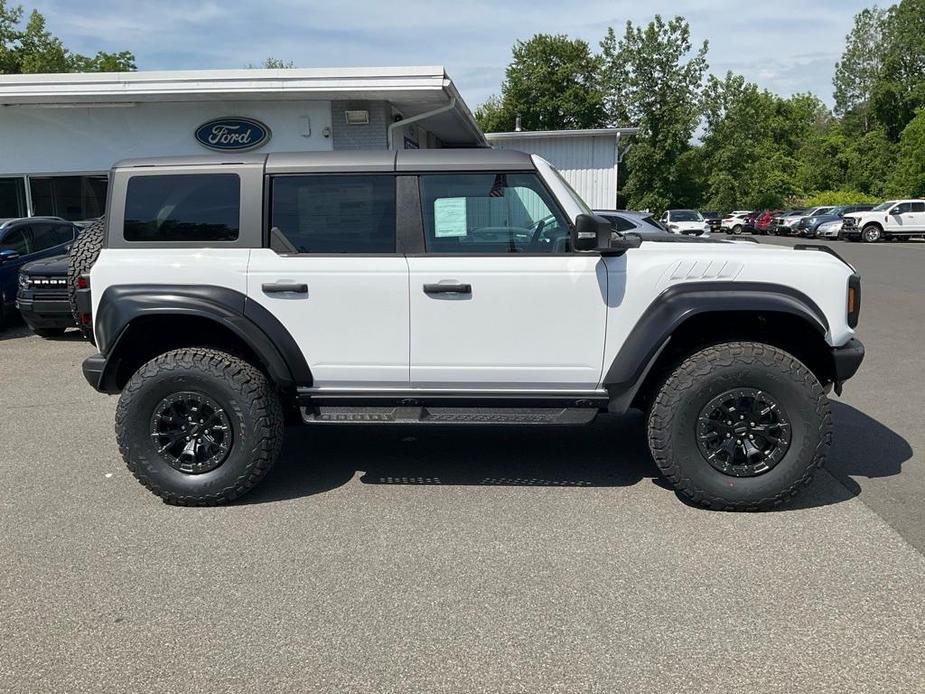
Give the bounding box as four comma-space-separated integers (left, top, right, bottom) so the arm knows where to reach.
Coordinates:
0, 67, 485, 221
485, 128, 638, 211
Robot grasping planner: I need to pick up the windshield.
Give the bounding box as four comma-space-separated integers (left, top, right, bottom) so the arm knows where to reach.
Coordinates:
828, 206, 846, 216
872, 201, 897, 211
671, 210, 702, 222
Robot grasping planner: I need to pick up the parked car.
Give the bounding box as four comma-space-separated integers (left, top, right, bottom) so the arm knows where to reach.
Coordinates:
594, 210, 672, 236
817, 220, 845, 239
796, 204, 875, 238
700, 210, 722, 232
0, 217, 78, 328
771, 210, 808, 235
16, 254, 76, 337
660, 209, 711, 236
842, 200, 925, 242
71, 149, 863, 511
755, 210, 781, 234
720, 211, 753, 234
792, 206, 835, 237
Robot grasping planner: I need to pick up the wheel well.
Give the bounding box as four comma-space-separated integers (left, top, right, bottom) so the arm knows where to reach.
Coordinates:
631, 311, 835, 411
862, 221, 882, 230
105, 315, 272, 392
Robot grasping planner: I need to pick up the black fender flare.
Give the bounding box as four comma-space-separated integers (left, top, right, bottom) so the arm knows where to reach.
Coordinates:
603, 281, 830, 413
93, 284, 312, 392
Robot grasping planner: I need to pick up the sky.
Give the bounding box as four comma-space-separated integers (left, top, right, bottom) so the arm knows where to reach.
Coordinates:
31, 0, 872, 111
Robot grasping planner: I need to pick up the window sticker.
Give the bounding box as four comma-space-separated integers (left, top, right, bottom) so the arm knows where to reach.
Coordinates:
434, 197, 468, 237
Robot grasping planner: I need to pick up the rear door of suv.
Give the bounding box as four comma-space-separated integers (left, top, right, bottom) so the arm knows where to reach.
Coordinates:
247, 163, 409, 389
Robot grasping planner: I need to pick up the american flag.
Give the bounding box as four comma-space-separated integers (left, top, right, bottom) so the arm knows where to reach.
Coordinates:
488, 174, 507, 197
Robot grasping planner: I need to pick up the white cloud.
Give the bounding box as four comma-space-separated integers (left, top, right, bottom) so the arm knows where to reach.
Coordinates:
34, 0, 869, 108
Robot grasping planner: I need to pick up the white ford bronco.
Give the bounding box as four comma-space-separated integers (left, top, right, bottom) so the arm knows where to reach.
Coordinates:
71, 149, 864, 509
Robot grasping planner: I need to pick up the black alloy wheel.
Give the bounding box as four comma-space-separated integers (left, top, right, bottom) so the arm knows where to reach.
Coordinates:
150, 391, 233, 474
695, 388, 792, 478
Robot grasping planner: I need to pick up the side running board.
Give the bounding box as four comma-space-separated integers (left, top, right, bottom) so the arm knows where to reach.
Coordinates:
301, 406, 599, 425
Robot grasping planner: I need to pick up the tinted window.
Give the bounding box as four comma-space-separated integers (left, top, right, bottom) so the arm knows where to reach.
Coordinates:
270, 175, 395, 254
124, 174, 240, 242
30, 222, 69, 252
0, 226, 30, 255
30, 175, 107, 222
894, 203, 912, 214
912, 202, 925, 213
0, 177, 27, 218
419, 173, 569, 254
602, 214, 636, 232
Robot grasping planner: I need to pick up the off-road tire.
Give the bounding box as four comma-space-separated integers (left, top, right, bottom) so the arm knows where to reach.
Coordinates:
647, 342, 831, 511
33, 327, 66, 338
861, 224, 882, 243
116, 347, 284, 506
66, 218, 105, 338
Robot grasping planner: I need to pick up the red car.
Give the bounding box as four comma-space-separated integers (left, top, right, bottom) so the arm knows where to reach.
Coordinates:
755, 210, 780, 234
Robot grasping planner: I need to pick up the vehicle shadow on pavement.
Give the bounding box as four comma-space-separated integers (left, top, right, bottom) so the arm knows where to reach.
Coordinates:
240, 402, 912, 510
241, 411, 658, 504
0, 321, 31, 341
823, 401, 913, 495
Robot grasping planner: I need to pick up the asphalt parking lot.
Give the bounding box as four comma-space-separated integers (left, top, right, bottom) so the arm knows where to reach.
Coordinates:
1, 236, 923, 693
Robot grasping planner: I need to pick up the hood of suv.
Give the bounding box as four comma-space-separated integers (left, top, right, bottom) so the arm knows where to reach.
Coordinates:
21, 254, 68, 277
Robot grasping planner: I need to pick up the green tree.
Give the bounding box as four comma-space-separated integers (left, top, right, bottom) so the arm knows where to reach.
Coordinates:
888, 108, 925, 195
475, 33, 607, 133
246, 57, 295, 69
600, 15, 708, 211
0, 1, 136, 74
834, 6, 889, 131
872, 0, 925, 139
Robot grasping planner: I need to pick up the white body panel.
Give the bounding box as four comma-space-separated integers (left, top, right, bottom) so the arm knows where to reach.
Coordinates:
598, 242, 856, 381
246, 250, 410, 388
407, 256, 607, 389
89, 248, 251, 318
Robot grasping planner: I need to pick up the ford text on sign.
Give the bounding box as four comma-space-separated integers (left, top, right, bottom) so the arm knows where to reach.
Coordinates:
195, 117, 271, 151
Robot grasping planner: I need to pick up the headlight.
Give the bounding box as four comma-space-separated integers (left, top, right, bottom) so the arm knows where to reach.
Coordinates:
18, 273, 30, 290
668, 224, 679, 232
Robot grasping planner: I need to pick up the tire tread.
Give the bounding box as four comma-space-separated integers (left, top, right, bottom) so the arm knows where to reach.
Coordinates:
115, 347, 283, 506
646, 341, 831, 511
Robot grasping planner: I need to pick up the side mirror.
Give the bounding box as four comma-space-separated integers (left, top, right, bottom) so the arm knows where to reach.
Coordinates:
0, 249, 20, 264
572, 214, 641, 255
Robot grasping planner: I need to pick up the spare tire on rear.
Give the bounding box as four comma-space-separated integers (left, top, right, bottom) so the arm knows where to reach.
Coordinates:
67, 218, 105, 339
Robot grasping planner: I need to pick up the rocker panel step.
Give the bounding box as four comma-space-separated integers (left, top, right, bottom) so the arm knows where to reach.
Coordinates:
300, 406, 599, 425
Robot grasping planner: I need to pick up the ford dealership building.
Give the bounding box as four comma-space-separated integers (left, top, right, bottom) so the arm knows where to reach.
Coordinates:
0, 67, 485, 221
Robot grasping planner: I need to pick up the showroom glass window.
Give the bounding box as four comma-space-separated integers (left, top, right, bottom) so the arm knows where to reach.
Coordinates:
123, 174, 240, 242
419, 173, 569, 253
0, 178, 27, 218
30, 176, 108, 222
269, 175, 396, 253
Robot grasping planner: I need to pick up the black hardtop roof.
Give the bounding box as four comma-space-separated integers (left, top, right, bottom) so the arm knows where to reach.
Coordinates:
114, 148, 536, 174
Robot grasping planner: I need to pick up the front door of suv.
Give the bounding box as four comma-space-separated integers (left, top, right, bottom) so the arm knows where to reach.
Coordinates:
407, 172, 607, 391
247, 174, 409, 388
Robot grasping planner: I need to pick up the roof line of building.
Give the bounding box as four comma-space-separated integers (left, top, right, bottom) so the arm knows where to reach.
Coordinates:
486, 127, 640, 140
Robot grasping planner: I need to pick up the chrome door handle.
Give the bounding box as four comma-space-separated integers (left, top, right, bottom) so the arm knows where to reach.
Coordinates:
262, 282, 308, 294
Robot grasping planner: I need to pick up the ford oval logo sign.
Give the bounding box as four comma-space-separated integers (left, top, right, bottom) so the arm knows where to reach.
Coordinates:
195, 117, 271, 151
